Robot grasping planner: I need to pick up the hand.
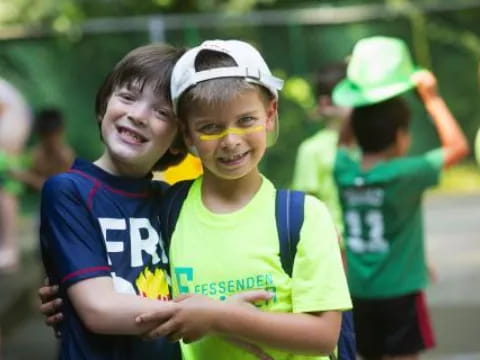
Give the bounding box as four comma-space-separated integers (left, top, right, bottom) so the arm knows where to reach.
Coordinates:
170, 290, 272, 342
137, 294, 218, 343
411, 70, 439, 104
226, 289, 273, 308
137, 290, 273, 343
38, 278, 63, 338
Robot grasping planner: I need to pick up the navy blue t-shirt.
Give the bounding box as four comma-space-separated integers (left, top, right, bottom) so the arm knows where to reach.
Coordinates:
40, 158, 180, 360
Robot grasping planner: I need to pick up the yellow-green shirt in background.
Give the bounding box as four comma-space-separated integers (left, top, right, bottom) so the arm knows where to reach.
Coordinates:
291, 129, 343, 231
170, 176, 352, 360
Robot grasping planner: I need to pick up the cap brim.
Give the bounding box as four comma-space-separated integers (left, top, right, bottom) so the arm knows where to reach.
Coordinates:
333, 68, 424, 107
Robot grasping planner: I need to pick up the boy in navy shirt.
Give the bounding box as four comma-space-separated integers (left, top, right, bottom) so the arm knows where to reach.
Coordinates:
40, 43, 187, 360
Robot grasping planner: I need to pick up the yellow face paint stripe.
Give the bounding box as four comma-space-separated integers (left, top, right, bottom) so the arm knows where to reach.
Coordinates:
199, 125, 264, 141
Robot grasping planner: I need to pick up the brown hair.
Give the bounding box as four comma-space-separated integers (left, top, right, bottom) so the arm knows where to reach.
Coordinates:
351, 96, 410, 153
95, 43, 187, 171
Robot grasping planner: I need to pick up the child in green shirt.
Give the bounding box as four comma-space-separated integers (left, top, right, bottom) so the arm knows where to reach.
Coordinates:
333, 36, 469, 360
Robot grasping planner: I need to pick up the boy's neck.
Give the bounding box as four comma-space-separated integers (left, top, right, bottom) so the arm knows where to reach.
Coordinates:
361, 147, 398, 171
201, 169, 263, 214
94, 152, 151, 179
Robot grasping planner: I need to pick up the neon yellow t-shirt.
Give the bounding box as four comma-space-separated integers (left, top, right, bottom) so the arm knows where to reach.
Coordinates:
170, 176, 352, 360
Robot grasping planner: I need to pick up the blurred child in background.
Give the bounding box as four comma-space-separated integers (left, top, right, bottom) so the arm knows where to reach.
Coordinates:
291, 62, 354, 232
12, 108, 74, 191
333, 36, 469, 360
0, 77, 31, 360
0, 78, 31, 273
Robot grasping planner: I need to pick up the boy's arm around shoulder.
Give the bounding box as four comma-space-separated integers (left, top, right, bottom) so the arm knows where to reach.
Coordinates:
41, 176, 178, 336
413, 70, 469, 167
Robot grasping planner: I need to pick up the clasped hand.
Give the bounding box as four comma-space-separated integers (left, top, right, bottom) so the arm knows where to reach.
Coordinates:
136, 290, 271, 344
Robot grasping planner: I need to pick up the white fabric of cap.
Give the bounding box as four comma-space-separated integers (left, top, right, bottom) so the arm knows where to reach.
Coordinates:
170, 39, 284, 113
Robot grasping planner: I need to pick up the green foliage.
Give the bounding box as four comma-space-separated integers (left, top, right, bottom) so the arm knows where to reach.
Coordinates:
0, 0, 430, 29
2, 0, 480, 191
282, 77, 316, 111
0, 0, 292, 29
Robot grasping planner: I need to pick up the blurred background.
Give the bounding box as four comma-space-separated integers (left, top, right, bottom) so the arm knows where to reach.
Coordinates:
0, 0, 479, 359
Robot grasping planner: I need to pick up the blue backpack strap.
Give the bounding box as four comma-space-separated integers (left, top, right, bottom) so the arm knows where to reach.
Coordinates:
338, 310, 356, 360
159, 180, 194, 253
276, 190, 356, 360
275, 189, 305, 277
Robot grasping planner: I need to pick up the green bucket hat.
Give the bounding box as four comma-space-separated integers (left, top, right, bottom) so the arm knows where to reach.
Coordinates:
333, 36, 424, 107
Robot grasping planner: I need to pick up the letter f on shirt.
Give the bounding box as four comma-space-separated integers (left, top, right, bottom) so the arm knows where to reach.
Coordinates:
175, 267, 194, 294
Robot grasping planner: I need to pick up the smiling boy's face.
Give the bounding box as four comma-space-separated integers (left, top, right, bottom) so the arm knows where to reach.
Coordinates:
97, 81, 177, 177
183, 88, 276, 181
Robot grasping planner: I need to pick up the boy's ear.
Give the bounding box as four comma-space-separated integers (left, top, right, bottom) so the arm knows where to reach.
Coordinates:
265, 99, 278, 131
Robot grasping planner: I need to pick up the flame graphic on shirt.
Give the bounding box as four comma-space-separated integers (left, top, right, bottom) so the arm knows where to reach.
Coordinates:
135, 267, 170, 301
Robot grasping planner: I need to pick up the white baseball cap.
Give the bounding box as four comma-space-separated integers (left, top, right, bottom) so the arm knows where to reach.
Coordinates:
170, 39, 284, 146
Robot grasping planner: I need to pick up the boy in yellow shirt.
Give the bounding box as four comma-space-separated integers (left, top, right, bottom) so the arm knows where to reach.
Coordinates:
138, 39, 352, 360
